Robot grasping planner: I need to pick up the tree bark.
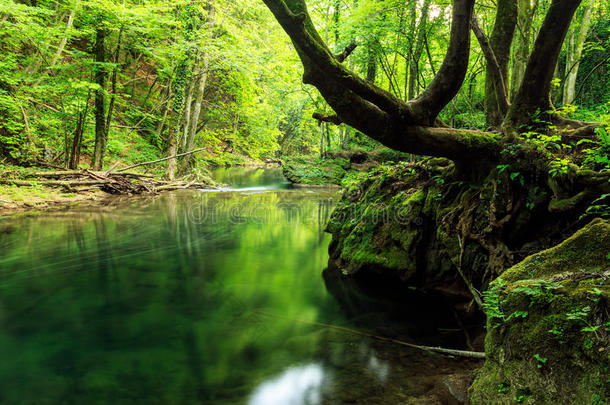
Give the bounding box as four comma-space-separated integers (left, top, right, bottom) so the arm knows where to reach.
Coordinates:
262, 0, 499, 163
562, 1, 594, 105
510, 0, 534, 100
471, 15, 510, 121
184, 3, 215, 168
408, 0, 432, 100
505, 0, 583, 131
92, 27, 107, 171
485, 0, 518, 128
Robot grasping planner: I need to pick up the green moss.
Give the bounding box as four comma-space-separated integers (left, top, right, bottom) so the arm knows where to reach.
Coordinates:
471, 219, 610, 404
282, 156, 353, 185
502, 219, 610, 282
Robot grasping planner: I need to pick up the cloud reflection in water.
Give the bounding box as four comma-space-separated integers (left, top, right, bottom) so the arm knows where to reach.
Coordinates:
248, 363, 326, 405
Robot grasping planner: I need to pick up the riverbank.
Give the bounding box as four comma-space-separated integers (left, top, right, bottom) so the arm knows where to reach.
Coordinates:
0, 184, 109, 214
0, 164, 217, 215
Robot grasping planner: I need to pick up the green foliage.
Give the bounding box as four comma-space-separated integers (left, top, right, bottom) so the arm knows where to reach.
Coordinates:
0, 0, 325, 170
483, 277, 507, 324
533, 353, 548, 369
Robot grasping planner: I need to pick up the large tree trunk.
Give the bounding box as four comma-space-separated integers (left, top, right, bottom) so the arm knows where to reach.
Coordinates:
562, 1, 594, 105
505, 0, 583, 131
92, 27, 107, 171
263, 0, 587, 166
263, 0, 498, 163
484, 0, 518, 128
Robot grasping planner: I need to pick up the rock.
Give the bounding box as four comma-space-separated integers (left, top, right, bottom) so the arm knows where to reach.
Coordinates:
282, 156, 352, 185
469, 218, 610, 404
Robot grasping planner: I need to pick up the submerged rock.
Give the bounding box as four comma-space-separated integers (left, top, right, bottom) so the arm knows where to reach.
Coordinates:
470, 218, 610, 404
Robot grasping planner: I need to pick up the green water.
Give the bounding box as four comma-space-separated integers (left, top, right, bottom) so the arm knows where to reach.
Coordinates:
0, 167, 476, 405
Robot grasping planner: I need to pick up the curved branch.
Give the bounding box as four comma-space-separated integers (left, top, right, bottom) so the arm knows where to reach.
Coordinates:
262, 0, 415, 120
335, 42, 357, 63
313, 112, 343, 125
410, 0, 476, 124
505, 0, 583, 130
262, 0, 499, 164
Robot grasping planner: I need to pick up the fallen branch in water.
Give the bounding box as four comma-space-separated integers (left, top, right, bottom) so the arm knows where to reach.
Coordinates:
253, 310, 486, 359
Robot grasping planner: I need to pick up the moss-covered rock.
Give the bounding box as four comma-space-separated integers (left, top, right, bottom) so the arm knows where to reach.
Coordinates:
281, 149, 410, 185
282, 156, 353, 185
325, 160, 460, 288
470, 219, 610, 404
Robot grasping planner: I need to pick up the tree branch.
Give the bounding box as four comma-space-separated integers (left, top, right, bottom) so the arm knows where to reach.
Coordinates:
263, 0, 501, 164
410, 0, 476, 124
335, 42, 357, 62
313, 112, 343, 125
505, 0, 583, 130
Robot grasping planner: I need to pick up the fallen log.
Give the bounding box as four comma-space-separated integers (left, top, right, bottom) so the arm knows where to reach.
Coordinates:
32, 170, 154, 179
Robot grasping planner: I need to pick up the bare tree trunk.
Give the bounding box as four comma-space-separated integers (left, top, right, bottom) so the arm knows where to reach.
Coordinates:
562, 1, 594, 105
181, 66, 197, 152
485, 0, 518, 128
69, 93, 90, 169
404, 0, 417, 100
408, 0, 432, 99
92, 27, 107, 171
104, 26, 124, 148
33, 4, 78, 86
505, 0, 583, 131
184, 3, 215, 168
472, 15, 510, 119
166, 126, 178, 180
510, 0, 534, 100
156, 82, 172, 139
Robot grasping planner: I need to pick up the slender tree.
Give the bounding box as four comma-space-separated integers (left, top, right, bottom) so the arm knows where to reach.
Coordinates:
563, 1, 594, 105
92, 25, 107, 171
484, 0, 518, 128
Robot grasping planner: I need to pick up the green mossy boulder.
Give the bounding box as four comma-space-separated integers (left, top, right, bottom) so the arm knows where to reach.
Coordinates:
325, 160, 458, 287
470, 218, 610, 404
282, 156, 353, 185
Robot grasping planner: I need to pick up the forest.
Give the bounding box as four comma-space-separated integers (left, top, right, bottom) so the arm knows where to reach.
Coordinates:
0, 0, 609, 404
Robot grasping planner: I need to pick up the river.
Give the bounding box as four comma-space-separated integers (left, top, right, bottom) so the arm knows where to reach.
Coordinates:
0, 167, 479, 404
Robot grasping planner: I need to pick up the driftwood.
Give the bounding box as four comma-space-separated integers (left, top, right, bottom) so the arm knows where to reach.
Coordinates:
33, 171, 154, 178
2, 168, 214, 195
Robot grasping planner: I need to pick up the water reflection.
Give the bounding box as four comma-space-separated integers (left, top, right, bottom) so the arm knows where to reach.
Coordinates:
248, 363, 326, 405
0, 168, 480, 404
